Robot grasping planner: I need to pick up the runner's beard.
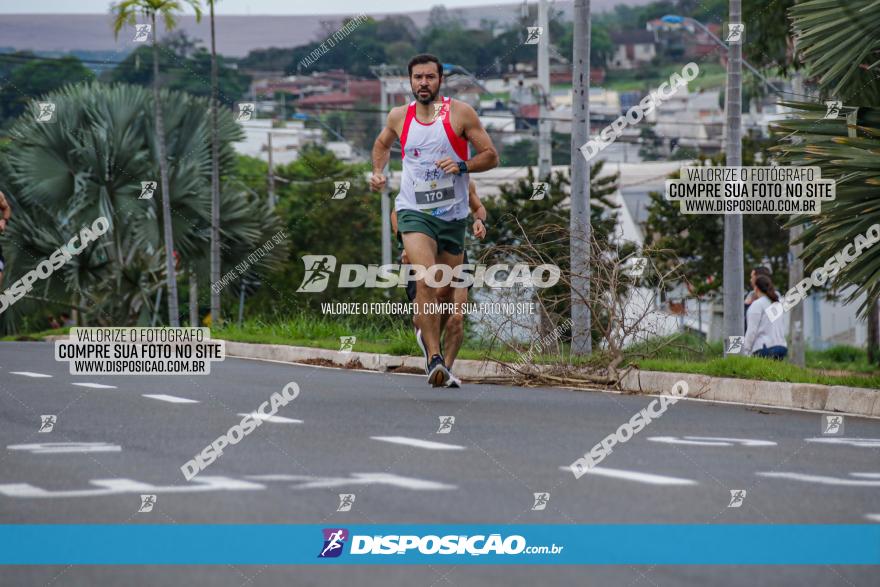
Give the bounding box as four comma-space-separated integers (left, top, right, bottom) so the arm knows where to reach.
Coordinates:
414, 86, 439, 105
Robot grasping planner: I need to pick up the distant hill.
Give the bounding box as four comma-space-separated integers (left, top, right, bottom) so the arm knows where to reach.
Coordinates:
0, 1, 653, 58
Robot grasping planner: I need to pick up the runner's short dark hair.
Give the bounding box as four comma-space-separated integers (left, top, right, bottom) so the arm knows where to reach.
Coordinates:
408, 54, 443, 79
753, 266, 772, 276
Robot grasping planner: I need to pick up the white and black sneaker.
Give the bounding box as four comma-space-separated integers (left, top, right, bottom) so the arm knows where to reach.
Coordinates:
427, 354, 450, 387
446, 372, 462, 388
415, 327, 429, 374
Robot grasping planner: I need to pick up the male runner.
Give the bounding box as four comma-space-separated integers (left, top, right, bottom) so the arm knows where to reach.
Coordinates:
391, 179, 488, 387
371, 53, 498, 387
0, 191, 11, 289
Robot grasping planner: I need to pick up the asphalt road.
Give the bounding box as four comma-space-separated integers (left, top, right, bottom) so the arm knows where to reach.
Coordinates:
1, 341, 878, 586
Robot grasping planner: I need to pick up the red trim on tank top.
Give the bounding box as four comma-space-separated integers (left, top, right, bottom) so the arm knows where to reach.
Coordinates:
399, 101, 416, 159
441, 98, 469, 161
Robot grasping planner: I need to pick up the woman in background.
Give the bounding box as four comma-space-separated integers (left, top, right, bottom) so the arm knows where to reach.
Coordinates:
743, 274, 788, 360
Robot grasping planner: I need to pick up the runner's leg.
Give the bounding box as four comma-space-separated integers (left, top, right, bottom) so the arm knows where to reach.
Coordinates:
402, 231, 442, 357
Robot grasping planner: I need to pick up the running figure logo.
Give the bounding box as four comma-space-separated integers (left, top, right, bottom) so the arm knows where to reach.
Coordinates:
133, 24, 151, 43
38, 415, 56, 433
824, 101, 843, 119
431, 102, 449, 122
530, 182, 548, 200
437, 416, 455, 434
822, 415, 844, 436
337, 493, 355, 512
726, 336, 744, 355
727, 490, 746, 508
331, 181, 350, 200
35, 102, 56, 123
339, 336, 356, 353
236, 103, 256, 122
297, 255, 337, 292
318, 528, 348, 558
531, 492, 550, 511
138, 494, 156, 513
525, 27, 543, 45
629, 257, 648, 277
139, 181, 157, 200
725, 23, 744, 44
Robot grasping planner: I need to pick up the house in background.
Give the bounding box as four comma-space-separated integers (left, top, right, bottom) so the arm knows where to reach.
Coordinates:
609, 30, 657, 70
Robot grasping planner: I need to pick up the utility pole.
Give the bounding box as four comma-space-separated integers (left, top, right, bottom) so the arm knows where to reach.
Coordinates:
267, 131, 276, 208
537, 0, 552, 180
570, 0, 591, 355
380, 77, 392, 269
722, 1, 744, 355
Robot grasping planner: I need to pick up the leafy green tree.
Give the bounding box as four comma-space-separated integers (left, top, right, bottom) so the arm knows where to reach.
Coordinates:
0, 55, 94, 125
644, 135, 788, 299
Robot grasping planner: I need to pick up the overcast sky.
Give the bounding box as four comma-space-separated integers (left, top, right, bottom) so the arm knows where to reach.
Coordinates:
0, 0, 497, 15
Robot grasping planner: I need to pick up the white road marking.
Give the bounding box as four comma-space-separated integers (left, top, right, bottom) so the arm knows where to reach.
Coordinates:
10, 371, 52, 378
245, 473, 457, 491
371, 436, 465, 451
238, 412, 302, 424
72, 382, 117, 389
142, 394, 199, 404
757, 472, 880, 487
558, 465, 697, 486
648, 436, 777, 447
865, 514, 880, 523
7, 442, 121, 454
805, 437, 880, 448
0, 476, 264, 498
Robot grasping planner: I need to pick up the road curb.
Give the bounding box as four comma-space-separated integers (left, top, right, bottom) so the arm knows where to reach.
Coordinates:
43, 335, 878, 418
223, 340, 878, 418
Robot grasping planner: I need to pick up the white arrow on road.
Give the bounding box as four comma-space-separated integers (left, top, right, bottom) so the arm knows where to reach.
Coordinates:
757, 472, 880, 487
805, 437, 880, 448
246, 473, 457, 491
371, 436, 465, 451
0, 476, 264, 498
10, 371, 52, 378
8, 442, 121, 454
143, 394, 199, 404
72, 382, 117, 389
648, 436, 777, 447
559, 466, 697, 486
238, 412, 302, 424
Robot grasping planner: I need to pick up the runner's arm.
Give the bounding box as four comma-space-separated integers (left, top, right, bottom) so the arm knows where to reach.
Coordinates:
468, 181, 486, 222
372, 109, 401, 173
0, 191, 10, 232
390, 208, 398, 235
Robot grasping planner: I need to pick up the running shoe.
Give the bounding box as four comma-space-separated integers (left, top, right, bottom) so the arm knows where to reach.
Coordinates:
446, 372, 462, 388
415, 327, 429, 374
427, 354, 450, 387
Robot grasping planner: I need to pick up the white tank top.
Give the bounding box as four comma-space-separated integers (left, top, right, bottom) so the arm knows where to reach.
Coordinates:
395, 96, 470, 221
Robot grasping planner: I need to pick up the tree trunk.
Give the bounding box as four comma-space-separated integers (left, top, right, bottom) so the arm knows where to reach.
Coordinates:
209, 1, 222, 327
152, 13, 180, 326
189, 268, 199, 327
722, 1, 744, 355
868, 298, 880, 365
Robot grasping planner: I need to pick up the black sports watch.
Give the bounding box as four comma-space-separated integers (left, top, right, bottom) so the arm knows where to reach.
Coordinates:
457, 161, 469, 174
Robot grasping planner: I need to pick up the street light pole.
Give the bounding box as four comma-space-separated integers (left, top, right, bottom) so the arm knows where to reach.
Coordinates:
570, 0, 591, 356
537, 0, 552, 180
723, 2, 745, 355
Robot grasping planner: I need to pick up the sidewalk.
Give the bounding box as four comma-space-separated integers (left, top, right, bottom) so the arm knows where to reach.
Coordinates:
224, 341, 880, 419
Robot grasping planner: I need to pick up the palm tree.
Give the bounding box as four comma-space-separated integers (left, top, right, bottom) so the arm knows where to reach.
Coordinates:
207, 0, 222, 327
772, 0, 880, 360
1, 82, 283, 333
112, 0, 203, 327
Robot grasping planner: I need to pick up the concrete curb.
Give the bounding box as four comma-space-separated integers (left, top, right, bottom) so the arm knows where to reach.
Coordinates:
43, 336, 879, 418
224, 341, 879, 418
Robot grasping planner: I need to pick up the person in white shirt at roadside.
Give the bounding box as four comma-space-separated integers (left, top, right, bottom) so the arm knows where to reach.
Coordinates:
743, 275, 788, 360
